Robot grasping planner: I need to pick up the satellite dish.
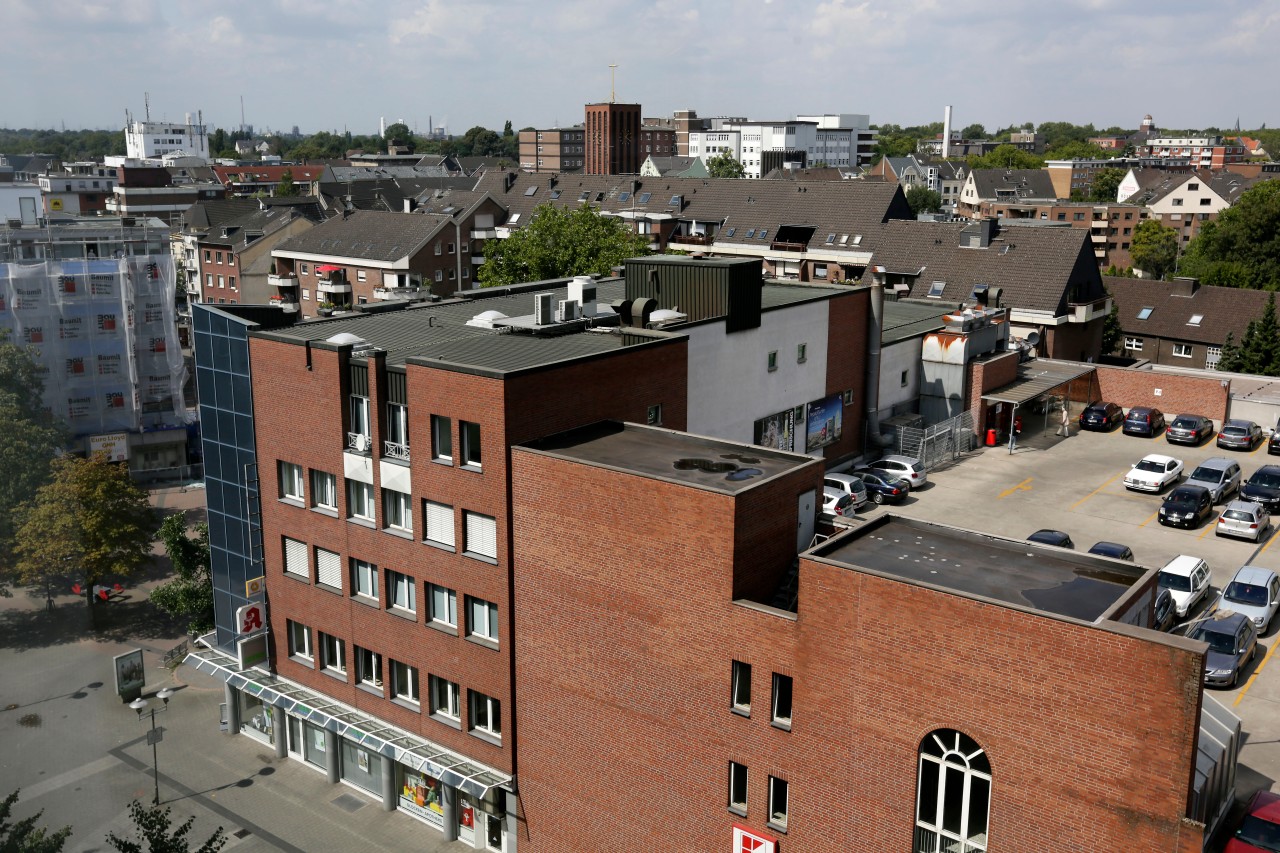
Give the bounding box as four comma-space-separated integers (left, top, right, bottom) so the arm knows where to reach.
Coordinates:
1025, 330, 1041, 347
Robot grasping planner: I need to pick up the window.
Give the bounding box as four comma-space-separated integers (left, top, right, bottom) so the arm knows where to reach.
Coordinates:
797, 343, 807, 363
349, 395, 371, 447
321, 633, 346, 674
383, 489, 412, 533
278, 461, 304, 501
228, 276, 236, 289
288, 620, 312, 661
927, 281, 946, 298
315, 547, 342, 590
216, 251, 223, 263
646, 404, 662, 426
311, 470, 337, 511
284, 537, 308, 578
430, 675, 461, 721
467, 596, 499, 643
203, 250, 211, 262
1206, 346, 1223, 369
431, 415, 452, 462
728, 762, 748, 815
1188, 314, 1204, 327
301, 263, 309, 275
469, 690, 501, 739
205, 273, 213, 288
731, 661, 751, 714
768, 776, 789, 830
464, 511, 497, 560
1137, 306, 1154, 320
745, 229, 755, 239
347, 480, 374, 522
1172, 198, 1184, 207
725, 227, 736, 237
460, 421, 482, 468
1124, 336, 1143, 351
814, 263, 828, 280
767, 351, 778, 372
217, 275, 224, 288
424, 500, 455, 549
1073, 212, 1085, 221
771, 673, 793, 728
356, 270, 367, 282
1172, 343, 1193, 359
758, 230, 768, 240
428, 583, 457, 628
901, 369, 910, 387
1188, 182, 1200, 191
355, 646, 382, 689
390, 660, 419, 705
387, 570, 416, 613
916, 730, 990, 852
435, 270, 443, 282
1200, 198, 1212, 206
351, 559, 378, 600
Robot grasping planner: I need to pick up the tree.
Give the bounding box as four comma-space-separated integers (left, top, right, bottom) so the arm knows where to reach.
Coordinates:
1216, 293, 1280, 375
150, 515, 214, 634
1129, 219, 1179, 280
1101, 294, 1122, 355
1217, 331, 1245, 373
1045, 140, 1112, 161
12, 454, 154, 619
272, 168, 295, 198
960, 123, 986, 140
383, 122, 414, 153
1089, 167, 1125, 203
967, 145, 1043, 170
905, 185, 942, 216
106, 800, 226, 853
706, 152, 745, 179
1179, 180, 1280, 289
478, 203, 652, 287
0, 790, 71, 852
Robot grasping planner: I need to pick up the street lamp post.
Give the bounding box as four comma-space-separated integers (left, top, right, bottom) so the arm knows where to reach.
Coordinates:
129, 688, 174, 804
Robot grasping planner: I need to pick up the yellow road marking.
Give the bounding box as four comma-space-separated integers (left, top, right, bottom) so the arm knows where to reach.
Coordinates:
1199, 521, 1218, 540
998, 478, 1033, 499
1257, 526, 1280, 558
1235, 635, 1280, 707
1139, 510, 1160, 528
1070, 474, 1119, 510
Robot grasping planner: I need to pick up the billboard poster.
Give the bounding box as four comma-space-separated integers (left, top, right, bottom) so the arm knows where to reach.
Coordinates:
90, 432, 130, 462
805, 393, 844, 452
753, 408, 795, 452
113, 649, 145, 698
399, 770, 445, 828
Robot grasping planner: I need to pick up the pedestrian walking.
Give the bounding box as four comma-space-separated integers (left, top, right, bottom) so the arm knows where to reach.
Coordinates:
1056, 405, 1070, 437
1011, 415, 1023, 449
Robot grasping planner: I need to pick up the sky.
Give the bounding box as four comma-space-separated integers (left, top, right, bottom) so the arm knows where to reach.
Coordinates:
5, 0, 1278, 137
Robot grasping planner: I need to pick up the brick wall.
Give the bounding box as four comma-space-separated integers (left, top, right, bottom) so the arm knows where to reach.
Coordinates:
823, 288, 869, 463
964, 350, 1020, 434
1095, 364, 1231, 422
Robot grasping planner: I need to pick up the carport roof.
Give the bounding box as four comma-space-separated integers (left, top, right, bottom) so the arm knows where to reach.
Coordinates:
982, 360, 1095, 406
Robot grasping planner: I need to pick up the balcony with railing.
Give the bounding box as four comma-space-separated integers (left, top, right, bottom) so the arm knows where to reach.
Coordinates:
268, 273, 298, 289
318, 278, 352, 295
383, 440, 410, 462
347, 431, 372, 454
372, 286, 426, 302
769, 240, 809, 252
268, 296, 299, 313
669, 233, 712, 247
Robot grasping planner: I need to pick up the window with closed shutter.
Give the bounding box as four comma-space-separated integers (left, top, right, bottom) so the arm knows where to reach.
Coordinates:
284, 538, 308, 577
316, 548, 342, 589
425, 501, 455, 548
464, 511, 496, 559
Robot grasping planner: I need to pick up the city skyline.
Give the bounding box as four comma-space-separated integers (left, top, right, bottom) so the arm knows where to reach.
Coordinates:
4, 0, 1278, 137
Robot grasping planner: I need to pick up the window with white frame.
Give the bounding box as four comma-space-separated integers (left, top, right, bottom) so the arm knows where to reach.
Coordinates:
1172, 343, 1193, 358
731, 661, 752, 714
1123, 336, 1143, 352
284, 537, 308, 578
390, 660, 419, 705
383, 489, 412, 533
356, 270, 367, 282
431, 415, 452, 462
386, 401, 408, 456
1206, 346, 1222, 369
466, 596, 499, 643
460, 421, 482, 468
430, 675, 461, 721
288, 620, 312, 661
351, 559, 378, 600
468, 690, 501, 739
310, 470, 336, 511
321, 633, 346, 674
278, 461, 304, 501
347, 480, 374, 522
424, 500, 455, 549
349, 394, 370, 446
464, 511, 497, 560
428, 583, 457, 628
387, 570, 416, 613
315, 547, 343, 590
915, 730, 990, 852
728, 762, 749, 815
771, 673, 793, 728
768, 775, 789, 830
355, 646, 381, 688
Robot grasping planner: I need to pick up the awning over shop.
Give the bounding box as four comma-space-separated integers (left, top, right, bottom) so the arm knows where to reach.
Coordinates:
186, 645, 510, 799
981, 362, 1096, 406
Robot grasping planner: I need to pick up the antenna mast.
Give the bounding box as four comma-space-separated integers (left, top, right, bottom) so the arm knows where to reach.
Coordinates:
144, 92, 151, 121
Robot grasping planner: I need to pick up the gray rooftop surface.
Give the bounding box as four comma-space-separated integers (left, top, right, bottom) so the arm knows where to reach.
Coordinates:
814, 515, 1144, 622
520, 421, 816, 495
881, 299, 949, 344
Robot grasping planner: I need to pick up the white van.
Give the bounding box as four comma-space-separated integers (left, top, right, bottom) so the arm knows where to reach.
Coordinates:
1158, 555, 1212, 618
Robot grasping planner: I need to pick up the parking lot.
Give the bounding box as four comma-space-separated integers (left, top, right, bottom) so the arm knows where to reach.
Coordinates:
855, 421, 1280, 810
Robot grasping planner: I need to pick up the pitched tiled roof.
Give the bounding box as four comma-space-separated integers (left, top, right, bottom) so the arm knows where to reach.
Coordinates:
194, 200, 325, 250
273, 210, 452, 262
1104, 276, 1271, 345
1209, 172, 1269, 205
212, 165, 325, 184
969, 169, 1057, 201
761, 166, 852, 181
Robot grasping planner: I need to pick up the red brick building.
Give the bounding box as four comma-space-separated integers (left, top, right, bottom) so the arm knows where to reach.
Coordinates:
585, 102, 642, 175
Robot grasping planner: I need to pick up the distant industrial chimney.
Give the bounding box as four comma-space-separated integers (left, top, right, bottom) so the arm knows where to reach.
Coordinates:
943, 105, 953, 159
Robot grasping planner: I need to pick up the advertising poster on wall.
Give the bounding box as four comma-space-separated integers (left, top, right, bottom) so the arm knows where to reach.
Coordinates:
399, 769, 446, 828
113, 648, 145, 699
753, 408, 795, 452
805, 393, 844, 452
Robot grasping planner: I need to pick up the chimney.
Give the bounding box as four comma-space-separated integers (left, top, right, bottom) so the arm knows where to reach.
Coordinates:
403, 197, 417, 213
943, 106, 953, 159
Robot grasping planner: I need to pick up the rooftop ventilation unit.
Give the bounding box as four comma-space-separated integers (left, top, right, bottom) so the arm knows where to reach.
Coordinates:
466, 310, 508, 330
533, 292, 555, 325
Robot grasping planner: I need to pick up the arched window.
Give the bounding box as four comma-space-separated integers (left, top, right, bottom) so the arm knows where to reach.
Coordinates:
914, 729, 990, 852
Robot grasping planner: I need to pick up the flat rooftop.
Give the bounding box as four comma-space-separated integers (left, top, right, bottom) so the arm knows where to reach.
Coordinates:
813, 515, 1146, 622
521, 421, 816, 495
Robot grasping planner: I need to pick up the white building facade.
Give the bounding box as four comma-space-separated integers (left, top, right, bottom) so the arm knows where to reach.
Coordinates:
125, 114, 211, 162
688, 114, 873, 178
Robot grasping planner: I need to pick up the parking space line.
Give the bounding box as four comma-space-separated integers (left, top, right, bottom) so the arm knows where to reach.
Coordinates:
1198, 522, 1218, 540
1255, 527, 1280, 559
1069, 474, 1119, 510
998, 478, 1033, 499
1235, 636, 1280, 707
1139, 510, 1160, 528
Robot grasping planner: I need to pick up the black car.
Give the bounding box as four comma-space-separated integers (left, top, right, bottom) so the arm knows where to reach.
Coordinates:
1078, 402, 1124, 432
1241, 465, 1280, 511
1269, 430, 1280, 456
1088, 541, 1135, 561
1123, 406, 1166, 437
851, 470, 910, 505
1165, 414, 1214, 446
1153, 589, 1176, 632
1158, 485, 1214, 529
1027, 529, 1074, 549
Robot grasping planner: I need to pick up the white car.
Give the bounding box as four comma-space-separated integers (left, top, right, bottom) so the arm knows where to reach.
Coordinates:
1158, 555, 1212, 618
863, 455, 928, 487
1123, 454, 1184, 492
823, 474, 870, 512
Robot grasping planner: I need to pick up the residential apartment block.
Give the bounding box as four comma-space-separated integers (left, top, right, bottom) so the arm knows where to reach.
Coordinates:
1140, 136, 1247, 169
36, 162, 117, 215
517, 128, 585, 173
688, 115, 874, 178
124, 112, 211, 161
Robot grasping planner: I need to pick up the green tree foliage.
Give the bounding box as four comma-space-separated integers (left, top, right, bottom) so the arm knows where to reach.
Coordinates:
12, 454, 154, 616
870, 122, 943, 163
1089, 167, 1126, 203
960, 123, 986, 140
1216, 293, 1280, 375
0, 129, 124, 161
478, 204, 651, 287
1129, 219, 1180, 280
1179, 180, 1280, 290
0, 790, 71, 852
272, 168, 296, 198
106, 801, 226, 853
1101, 294, 1123, 355
383, 122, 414, 153
1045, 140, 1114, 161
150, 515, 214, 633
905, 185, 942, 216
1035, 121, 1097, 151
967, 145, 1044, 170
706, 152, 745, 179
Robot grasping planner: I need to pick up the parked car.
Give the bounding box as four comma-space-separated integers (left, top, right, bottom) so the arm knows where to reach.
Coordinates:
821, 488, 855, 519
1190, 610, 1257, 688
849, 470, 910, 505
1217, 565, 1280, 633
1088, 541, 1134, 561
822, 474, 870, 512
1218, 419, 1263, 451
1241, 465, 1280, 511
1269, 428, 1280, 456
863, 455, 928, 487
1078, 402, 1124, 432
1184, 457, 1242, 504
1217, 500, 1273, 543
1158, 485, 1214, 529
1225, 788, 1280, 852
1123, 454, 1184, 492
1158, 555, 1212, 618
1153, 589, 1177, 632
1027, 529, 1074, 549
1123, 406, 1166, 437
1165, 414, 1215, 446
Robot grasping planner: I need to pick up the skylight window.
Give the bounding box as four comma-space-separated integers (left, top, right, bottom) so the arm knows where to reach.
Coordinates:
852, 234, 863, 245
549, 190, 561, 199
524, 185, 538, 196
670, 195, 682, 205
745, 229, 756, 238
637, 192, 652, 204
508, 213, 520, 225
1137, 306, 1154, 320
725, 227, 736, 237
758, 229, 769, 240
619, 191, 631, 202
826, 234, 836, 244
927, 281, 946, 298
839, 235, 849, 245
1189, 314, 1204, 326
595, 192, 605, 202
579, 191, 590, 201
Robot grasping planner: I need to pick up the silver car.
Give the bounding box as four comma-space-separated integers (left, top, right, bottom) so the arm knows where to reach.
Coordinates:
1217, 565, 1280, 633
1216, 500, 1272, 542
864, 455, 928, 487
1185, 457, 1242, 503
